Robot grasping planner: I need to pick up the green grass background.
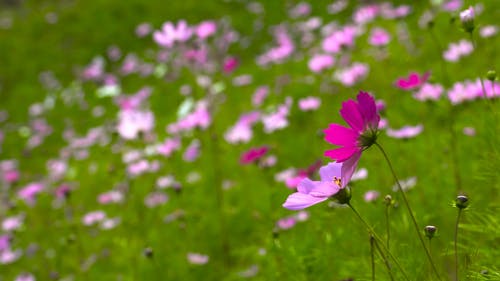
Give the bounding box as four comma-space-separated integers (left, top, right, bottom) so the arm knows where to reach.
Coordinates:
0, 0, 499, 280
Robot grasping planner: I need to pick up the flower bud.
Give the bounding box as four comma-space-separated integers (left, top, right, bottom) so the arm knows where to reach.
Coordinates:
424, 225, 437, 239
455, 195, 469, 209
460, 6, 475, 33
486, 70, 497, 82
384, 195, 392, 206
332, 187, 351, 205
143, 247, 154, 258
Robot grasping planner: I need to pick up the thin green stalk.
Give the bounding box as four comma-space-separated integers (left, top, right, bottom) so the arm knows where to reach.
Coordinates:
348, 203, 411, 281
371, 235, 376, 281
429, 25, 462, 192
455, 209, 463, 281
385, 204, 390, 250
374, 239, 395, 281
374, 142, 442, 280
428, 27, 450, 85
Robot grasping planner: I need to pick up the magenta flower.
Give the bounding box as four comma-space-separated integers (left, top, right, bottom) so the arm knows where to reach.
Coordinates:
283, 162, 353, 210
395, 72, 430, 90
240, 146, 269, 165
323, 91, 379, 177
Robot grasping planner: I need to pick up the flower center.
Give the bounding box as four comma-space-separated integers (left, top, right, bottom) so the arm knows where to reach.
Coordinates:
333, 176, 342, 188
358, 129, 378, 148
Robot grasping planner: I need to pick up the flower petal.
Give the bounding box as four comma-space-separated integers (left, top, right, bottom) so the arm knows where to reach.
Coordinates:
323, 124, 358, 146
309, 182, 340, 197
356, 92, 379, 129
341, 151, 362, 187
339, 100, 364, 131
324, 146, 359, 162
297, 178, 319, 194
282, 193, 328, 210
319, 162, 342, 182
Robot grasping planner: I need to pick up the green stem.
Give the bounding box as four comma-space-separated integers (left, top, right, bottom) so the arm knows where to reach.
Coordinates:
374, 142, 442, 280
385, 204, 390, 250
454, 209, 462, 281
348, 203, 411, 281
371, 235, 376, 281
374, 239, 395, 281
428, 27, 450, 85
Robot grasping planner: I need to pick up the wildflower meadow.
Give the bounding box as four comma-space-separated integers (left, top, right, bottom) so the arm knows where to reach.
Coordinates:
0, 0, 499, 280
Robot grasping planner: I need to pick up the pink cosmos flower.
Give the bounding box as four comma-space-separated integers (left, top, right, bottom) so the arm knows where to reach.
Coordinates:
187, 253, 209, 265
157, 138, 181, 157
323, 91, 380, 179
252, 86, 269, 107
462, 127, 476, 136
443, 40, 473, 62
395, 72, 430, 90
196, 21, 217, 39
364, 190, 380, 202
298, 97, 321, 111
276, 217, 296, 230
240, 146, 269, 165
387, 124, 423, 139
335, 63, 369, 87
18, 183, 44, 205
283, 162, 354, 210
183, 139, 200, 162
308, 54, 334, 73
322, 25, 357, 54
413, 83, 444, 101
223, 57, 239, 73
480, 25, 498, 38
369, 27, 391, 46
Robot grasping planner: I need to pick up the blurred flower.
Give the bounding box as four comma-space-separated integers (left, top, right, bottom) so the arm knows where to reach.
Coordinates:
261, 98, 292, 133
225, 111, 260, 144
82, 211, 106, 226
443, 40, 473, 62
324, 92, 379, 180
353, 5, 379, 24
257, 27, 294, 65
351, 168, 368, 181
252, 86, 269, 107
289, 2, 311, 18
459, 6, 475, 33
413, 83, 443, 101
479, 25, 498, 38
15, 273, 35, 281
322, 25, 357, 54
335, 63, 369, 86
223, 57, 239, 73
154, 20, 193, 48
187, 253, 209, 265
369, 27, 391, 46
276, 217, 296, 230
395, 72, 430, 90
98, 190, 124, 205
144, 192, 168, 208
196, 21, 217, 39
462, 127, 476, 136
2, 215, 24, 232
283, 162, 352, 210
386, 124, 423, 139
18, 183, 44, 205
298, 96, 321, 111
183, 139, 200, 162
157, 138, 181, 157
0, 248, 22, 264
442, 0, 462, 12
240, 146, 269, 165
308, 54, 334, 72
392, 176, 417, 192
136, 22, 152, 38
116, 110, 154, 140
364, 190, 380, 202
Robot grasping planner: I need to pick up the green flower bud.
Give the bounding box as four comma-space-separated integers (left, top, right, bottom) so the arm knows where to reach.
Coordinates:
455, 195, 469, 209
424, 225, 437, 239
